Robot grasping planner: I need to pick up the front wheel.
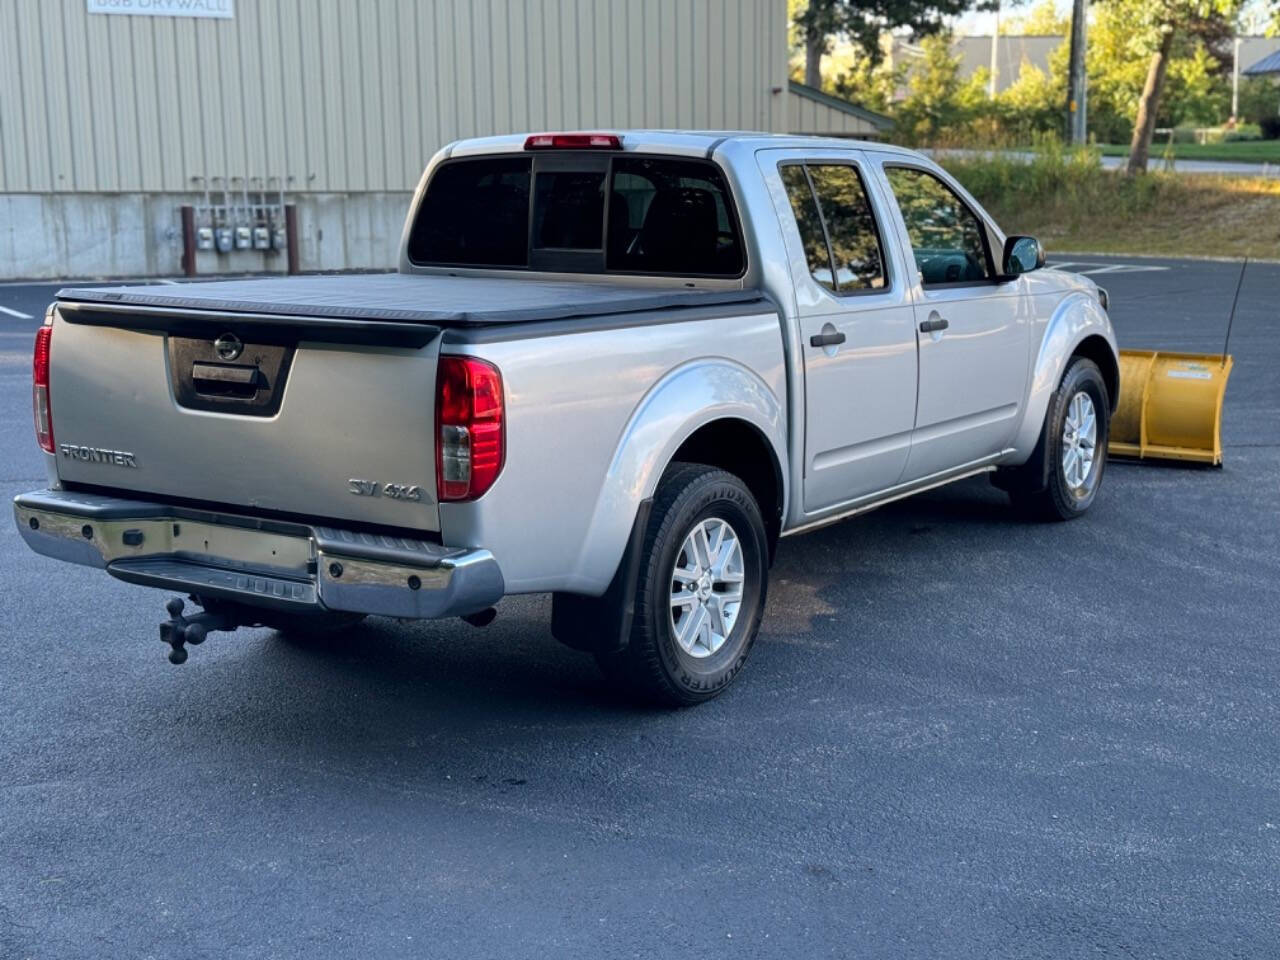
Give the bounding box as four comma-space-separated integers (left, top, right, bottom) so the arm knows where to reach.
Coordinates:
596, 463, 769, 707
1003, 356, 1110, 521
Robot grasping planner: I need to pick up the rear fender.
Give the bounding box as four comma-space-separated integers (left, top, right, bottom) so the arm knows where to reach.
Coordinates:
571, 359, 788, 591
1009, 292, 1118, 461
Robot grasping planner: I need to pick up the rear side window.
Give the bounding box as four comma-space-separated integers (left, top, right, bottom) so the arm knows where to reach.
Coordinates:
407, 154, 744, 277
780, 162, 887, 294
407, 157, 531, 268
885, 166, 992, 286
781, 165, 836, 292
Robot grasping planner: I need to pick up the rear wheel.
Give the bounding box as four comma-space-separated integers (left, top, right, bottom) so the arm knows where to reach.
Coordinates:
1001, 357, 1110, 521
596, 463, 769, 707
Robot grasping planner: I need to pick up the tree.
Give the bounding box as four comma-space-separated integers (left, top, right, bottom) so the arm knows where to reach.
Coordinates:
1120, 0, 1243, 173
792, 0, 994, 90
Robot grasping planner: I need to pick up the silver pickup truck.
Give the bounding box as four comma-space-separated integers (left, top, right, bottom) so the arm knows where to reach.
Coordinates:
16, 131, 1118, 705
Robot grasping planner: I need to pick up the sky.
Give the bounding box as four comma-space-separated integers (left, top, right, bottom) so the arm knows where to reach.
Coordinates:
952, 0, 1275, 37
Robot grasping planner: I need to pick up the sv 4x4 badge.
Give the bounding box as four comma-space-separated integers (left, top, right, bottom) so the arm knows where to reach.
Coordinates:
348, 479, 427, 502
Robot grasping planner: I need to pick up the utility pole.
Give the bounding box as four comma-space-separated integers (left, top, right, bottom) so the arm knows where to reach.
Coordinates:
1231, 35, 1241, 124
989, 2, 1001, 100
1066, 0, 1088, 143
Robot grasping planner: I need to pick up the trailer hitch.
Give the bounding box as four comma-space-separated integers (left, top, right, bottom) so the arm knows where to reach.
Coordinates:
158, 596, 242, 664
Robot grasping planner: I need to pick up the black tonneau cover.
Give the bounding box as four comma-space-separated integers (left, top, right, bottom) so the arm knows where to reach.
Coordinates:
57, 273, 766, 326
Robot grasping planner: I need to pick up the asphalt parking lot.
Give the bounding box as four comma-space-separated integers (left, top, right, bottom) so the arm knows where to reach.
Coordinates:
2, 256, 1278, 958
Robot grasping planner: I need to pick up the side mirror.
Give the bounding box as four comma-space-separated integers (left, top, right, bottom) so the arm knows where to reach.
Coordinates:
1002, 235, 1045, 278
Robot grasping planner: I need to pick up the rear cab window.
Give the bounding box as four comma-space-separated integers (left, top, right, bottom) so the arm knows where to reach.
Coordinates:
408, 153, 745, 278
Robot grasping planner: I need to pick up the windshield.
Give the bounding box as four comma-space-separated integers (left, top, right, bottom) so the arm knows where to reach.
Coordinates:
407, 153, 745, 278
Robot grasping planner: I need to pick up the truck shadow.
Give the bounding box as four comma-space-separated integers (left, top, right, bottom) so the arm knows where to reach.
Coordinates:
130, 475, 1051, 758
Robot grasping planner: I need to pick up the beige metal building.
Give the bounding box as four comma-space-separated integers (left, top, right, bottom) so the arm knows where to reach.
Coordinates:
0, 0, 883, 280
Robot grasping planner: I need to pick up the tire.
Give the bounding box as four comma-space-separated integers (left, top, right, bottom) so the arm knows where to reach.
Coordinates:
595, 463, 769, 707
1002, 356, 1110, 521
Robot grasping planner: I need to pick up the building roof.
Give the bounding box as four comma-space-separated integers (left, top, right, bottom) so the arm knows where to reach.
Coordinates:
787, 82, 894, 132
1244, 48, 1280, 76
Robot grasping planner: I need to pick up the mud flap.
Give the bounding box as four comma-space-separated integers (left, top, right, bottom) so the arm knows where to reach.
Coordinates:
550, 499, 653, 654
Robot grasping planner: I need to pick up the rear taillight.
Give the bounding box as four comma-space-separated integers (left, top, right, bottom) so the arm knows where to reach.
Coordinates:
33, 319, 53, 454
436, 355, 504, 502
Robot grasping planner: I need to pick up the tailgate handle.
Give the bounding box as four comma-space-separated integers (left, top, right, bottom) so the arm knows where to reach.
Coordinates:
191, 362, 261, 397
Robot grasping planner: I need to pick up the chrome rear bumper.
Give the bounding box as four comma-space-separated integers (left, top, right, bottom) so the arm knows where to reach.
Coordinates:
13, 489, 503, 620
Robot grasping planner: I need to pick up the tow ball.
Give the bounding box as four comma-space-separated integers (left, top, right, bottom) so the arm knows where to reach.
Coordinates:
158, 597, 241, 664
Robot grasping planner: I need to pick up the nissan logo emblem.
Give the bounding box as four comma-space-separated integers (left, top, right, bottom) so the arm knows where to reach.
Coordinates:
213, 333, 244, 361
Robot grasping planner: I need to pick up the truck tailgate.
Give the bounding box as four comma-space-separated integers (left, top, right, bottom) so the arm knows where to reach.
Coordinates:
49, 301, 443, 533
49, 274, 765, 534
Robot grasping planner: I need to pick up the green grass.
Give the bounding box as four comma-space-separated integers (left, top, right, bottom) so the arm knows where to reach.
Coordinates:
935, 143, 1280, 259
1094, 140, 1280, 165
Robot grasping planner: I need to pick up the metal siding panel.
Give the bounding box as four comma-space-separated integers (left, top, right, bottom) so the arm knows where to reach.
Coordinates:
109, 13, 142, 190
414, 1, 441, 158
542, 0, 562, 130
330, 0, 360, 192
433, 0, 458, 144
520, 0, 544, 131
295, 0, 327, 191
594, 0, 612, 126
659, 0, 676, 125
400, 0, 425, 184
85, 9, 119, 191
454, 0, 476, 139
575, 0, 594, 126
489, 0, 511, 134
507, 1, 529, 134
150, 17, 184, 192
216, 16, 247, 191
357, 0, 383, 191
59, 0, 96, 191
16, 1, 51, 192
0, 1, 26, 191
691, 0, 711, 128
173, 18, 205, 193
131, 17, 164, 191
256, 0, 288, 191
378, 0, 405, 189
472, 0, 494, 136
613, 0, 632, 126
38, 1, 75, 192
707, 0, 725, 129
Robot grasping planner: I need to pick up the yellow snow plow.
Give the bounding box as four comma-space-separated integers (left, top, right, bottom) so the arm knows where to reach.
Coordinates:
1106, 258, 1245, 467
1108, 350, 1233, 465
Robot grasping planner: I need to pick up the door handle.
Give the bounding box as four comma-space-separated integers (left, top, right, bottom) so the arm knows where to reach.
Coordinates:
810, 331, 847, 348
918, 315, 949, 334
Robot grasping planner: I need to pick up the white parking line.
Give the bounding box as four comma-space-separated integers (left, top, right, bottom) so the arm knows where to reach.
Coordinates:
0, 305, 34, 320
1048, 260, 1171, 275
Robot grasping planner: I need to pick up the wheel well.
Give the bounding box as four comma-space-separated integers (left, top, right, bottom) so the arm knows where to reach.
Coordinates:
1073, 335, 1120, 412
668, 419, 783, 555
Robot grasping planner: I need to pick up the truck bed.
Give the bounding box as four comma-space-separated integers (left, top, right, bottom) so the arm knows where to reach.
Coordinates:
57, 272, 766, 326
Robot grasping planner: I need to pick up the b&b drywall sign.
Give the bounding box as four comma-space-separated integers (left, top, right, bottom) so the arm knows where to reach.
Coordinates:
87, 0, 234, 18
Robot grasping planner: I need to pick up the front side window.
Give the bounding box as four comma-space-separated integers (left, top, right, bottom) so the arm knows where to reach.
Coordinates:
780, 162, 887, 295
885, 167, 992, 286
